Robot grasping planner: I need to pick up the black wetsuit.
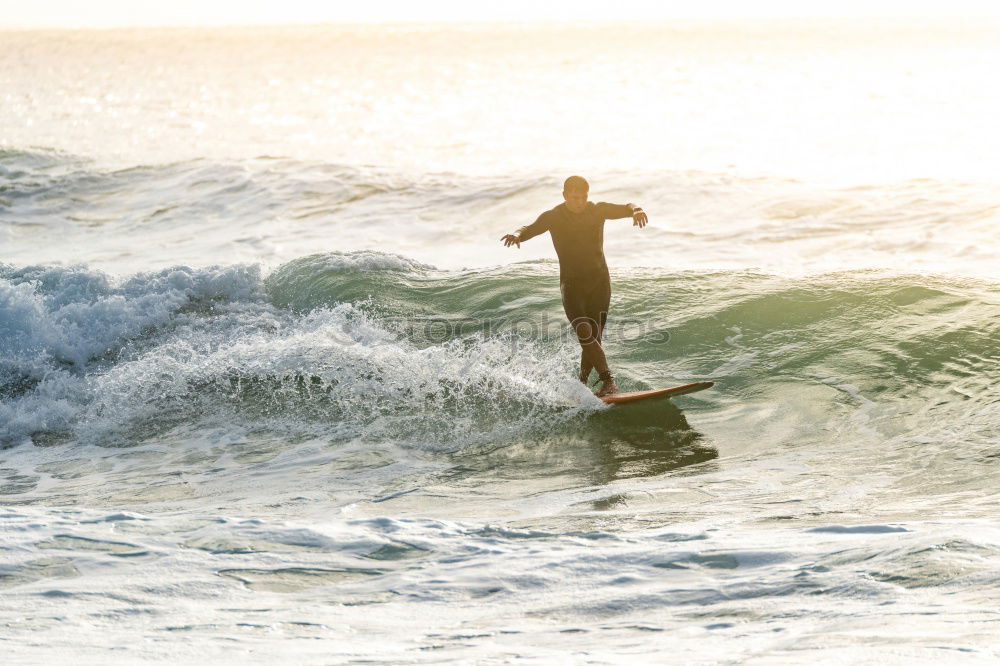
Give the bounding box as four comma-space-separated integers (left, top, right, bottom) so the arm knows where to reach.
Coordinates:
516, 201, 634, 341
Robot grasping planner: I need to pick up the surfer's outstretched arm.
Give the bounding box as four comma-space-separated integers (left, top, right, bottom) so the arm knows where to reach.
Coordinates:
500, 213, 551, 248
595, 202, 648, 228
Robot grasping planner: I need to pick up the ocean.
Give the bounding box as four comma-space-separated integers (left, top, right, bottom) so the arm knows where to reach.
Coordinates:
2, 20, 1000, 663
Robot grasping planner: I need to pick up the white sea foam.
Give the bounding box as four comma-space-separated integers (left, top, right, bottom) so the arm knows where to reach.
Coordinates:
0, 264, 266, 444
1, 261, 592, 448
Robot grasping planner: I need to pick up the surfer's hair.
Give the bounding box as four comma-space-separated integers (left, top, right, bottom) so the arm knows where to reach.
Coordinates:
563, 175, 589, 193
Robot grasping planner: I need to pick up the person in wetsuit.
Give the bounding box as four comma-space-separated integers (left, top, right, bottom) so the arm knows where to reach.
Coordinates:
500, 176, 647, 397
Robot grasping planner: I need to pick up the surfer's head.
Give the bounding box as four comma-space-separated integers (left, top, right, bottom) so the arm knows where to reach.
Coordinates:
563, 175, 589, 213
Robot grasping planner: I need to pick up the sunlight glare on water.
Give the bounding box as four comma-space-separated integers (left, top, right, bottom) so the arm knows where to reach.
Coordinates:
1, 20, 999, 181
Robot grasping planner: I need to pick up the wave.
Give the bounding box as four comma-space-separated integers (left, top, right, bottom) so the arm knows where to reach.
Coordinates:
3, 253, 999, 457
0, 257, 600, 450
0, 148, 549, 237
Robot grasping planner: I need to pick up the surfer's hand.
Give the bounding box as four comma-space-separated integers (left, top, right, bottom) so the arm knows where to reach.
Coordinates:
501, 233, 521, 248
632, 207, 648, 228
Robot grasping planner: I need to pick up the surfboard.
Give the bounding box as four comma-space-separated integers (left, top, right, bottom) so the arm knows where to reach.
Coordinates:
600, 381, 714, 405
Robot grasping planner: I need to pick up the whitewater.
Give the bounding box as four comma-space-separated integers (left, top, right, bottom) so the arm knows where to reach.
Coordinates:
2, 20, 1000, 664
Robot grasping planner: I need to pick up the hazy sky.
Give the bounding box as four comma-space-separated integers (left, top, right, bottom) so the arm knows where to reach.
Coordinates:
2, 0, 1000, 29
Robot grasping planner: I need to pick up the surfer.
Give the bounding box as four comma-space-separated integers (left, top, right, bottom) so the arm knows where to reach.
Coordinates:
500, 176, 647, 397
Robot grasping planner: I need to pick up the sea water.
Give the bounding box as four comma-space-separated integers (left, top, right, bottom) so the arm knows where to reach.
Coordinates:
2, 21, 1000, 663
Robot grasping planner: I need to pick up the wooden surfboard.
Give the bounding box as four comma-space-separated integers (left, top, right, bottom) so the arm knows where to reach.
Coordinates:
600, 381, 714, 405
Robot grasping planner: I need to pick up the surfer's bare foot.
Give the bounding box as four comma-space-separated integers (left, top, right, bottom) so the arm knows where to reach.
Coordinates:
595, 371, 617, 397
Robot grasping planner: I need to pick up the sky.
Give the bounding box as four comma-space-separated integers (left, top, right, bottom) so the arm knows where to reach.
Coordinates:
2, 0, 1000, 29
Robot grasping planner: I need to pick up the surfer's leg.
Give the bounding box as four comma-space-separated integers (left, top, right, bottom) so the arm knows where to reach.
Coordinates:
578, 317, 605, 382
577, 331, 600, 383
562, 282, 603, 383
571, 316, 608, 372
588, 281, 615, 395
579, 348, 591, 384
575, 323, 616, 396
564, 281, 615, 394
